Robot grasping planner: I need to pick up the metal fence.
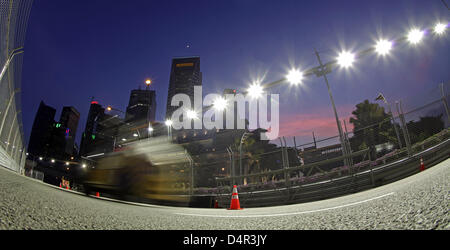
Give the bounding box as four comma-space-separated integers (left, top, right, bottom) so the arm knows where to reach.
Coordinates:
0, 0, 33, 173
196, 84, 450, 202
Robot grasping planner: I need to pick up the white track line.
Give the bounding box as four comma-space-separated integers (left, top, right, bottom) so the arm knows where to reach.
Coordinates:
175, 192, 395, 218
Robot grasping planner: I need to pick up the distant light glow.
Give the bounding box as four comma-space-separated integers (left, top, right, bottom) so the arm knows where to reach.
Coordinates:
51, 159, 55, 163
121, 138, 127, 141
65, 162, 69, 166
165, 120, 173, 127
213, 96, 228, 111
91, 101, 98, 105
247, 82, 264, 99
148, 126, 154, 132
82, 164, 86, 168
145, 79, 151, 85
133, 133, 138, 137
106, 106, 112, 111
337, 51, 355, 68
434, 23, 447, 35
286, 69, 303, 85
375, 39, 392, 55
186, 110, 198, 119
407, 29, 424, 44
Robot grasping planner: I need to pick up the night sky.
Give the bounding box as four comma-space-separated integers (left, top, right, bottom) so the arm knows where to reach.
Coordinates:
21, 0, 450, 148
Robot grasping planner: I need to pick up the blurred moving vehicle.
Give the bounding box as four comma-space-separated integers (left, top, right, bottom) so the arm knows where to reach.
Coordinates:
82, 137, 192, 206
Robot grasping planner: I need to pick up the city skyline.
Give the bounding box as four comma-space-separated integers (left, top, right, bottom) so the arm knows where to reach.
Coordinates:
20, 0, 450, 149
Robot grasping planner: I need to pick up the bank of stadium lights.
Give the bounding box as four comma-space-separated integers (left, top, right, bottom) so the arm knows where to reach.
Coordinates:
248, 20, 448, 94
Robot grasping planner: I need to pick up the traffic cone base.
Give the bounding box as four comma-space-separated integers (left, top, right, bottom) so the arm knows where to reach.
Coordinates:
95, 192, 100, 197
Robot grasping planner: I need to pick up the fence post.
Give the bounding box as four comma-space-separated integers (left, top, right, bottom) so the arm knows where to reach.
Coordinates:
440, 83, 450, 124
283, 137, 290, 187
396, 101, 412, 156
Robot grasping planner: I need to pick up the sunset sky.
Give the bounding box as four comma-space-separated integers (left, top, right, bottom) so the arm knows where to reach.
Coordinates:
21, 0, 450, 147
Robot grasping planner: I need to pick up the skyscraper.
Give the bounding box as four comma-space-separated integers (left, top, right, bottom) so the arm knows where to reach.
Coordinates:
165, 56, 202, 119
79, 101, 123, 157
125, 89, 156, 123
59, 106, 80, 157
28, 101, 56, 158
79, 101, 105, 157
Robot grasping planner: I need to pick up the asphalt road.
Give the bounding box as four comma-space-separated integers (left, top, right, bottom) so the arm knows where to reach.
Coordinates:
0, 158, 449, 230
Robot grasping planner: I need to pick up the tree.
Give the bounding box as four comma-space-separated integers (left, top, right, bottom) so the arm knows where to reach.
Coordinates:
407, 114, 445, 144
349, 100, 394, 151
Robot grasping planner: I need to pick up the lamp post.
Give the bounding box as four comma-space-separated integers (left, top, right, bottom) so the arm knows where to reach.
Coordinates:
165, 120, 173, 140
313, 49, 351, 167
375, 93, 403, 149
239, 132, 252, 184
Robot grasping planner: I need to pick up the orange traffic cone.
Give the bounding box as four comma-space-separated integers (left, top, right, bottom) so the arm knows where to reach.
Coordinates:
95, 192, 100, 197
59, 183, 62, 188
420, 158, 425, 171
214, 200, 219, 208
228, 185, 243, 210
66, 186, 69, 190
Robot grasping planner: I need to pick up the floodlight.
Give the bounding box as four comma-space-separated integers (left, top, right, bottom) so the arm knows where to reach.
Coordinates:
375, 39, 392, 55
407, 29, 424, 44
337, 51, 355, 68
286, 69, 303, 85
247, 82, 264, 99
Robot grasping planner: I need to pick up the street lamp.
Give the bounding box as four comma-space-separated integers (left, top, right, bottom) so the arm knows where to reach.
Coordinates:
375, 93, 403, 149
314, 49, 351, 167
165, 119, 173, 140
239, 132, 252, 184
145, 79, 152, 91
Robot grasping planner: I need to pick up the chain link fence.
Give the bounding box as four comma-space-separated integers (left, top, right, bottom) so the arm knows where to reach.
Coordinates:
0, 0, 33, 173
206, 83, 450, 198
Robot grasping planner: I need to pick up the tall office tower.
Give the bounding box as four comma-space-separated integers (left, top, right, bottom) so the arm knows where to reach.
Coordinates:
28, 101, 56, 158
79, 101, 105, 156
125, 89, 156, 123
165, 56, 202, 119
59, 106, 80, 157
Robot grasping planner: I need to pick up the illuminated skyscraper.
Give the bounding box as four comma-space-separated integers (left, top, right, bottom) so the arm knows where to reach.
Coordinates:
165, 56, 202, 119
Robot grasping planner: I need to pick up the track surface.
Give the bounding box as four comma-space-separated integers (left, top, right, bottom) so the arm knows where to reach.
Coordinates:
0, 158, 449, 230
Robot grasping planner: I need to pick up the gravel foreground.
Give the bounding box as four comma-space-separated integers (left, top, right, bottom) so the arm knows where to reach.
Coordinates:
0, 158, 449, 230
